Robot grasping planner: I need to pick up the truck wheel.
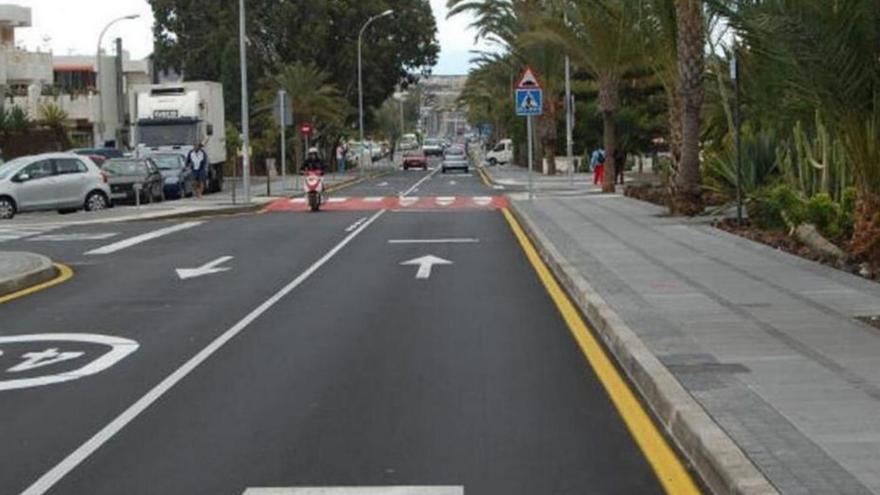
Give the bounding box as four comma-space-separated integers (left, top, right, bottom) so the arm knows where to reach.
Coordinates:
488, 158, 497, 166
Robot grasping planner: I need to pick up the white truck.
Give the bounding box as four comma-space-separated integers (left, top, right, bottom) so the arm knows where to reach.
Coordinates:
486, 138, 513, 165
129, 81, 226, 192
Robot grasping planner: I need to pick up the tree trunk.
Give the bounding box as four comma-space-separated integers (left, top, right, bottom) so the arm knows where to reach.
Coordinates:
602, 111, 617, 193
598, 74, 620, 194
671, 0, 705, 216
852, 190, 880, 277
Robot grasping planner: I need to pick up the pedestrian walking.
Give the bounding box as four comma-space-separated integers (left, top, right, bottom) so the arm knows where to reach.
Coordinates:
186, 143, 209, 198
590, 148, 606, 185
614, 147, 627, 185
336, 141, 346, 174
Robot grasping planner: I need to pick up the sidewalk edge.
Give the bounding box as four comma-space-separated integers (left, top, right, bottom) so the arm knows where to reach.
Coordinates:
508, 202, 778, 495
0, 253, 58, 298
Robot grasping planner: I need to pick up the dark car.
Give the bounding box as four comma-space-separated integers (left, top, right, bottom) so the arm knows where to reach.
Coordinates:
441, 145, 469, 174
70, 148, 125, 160
402, 149, 428, 170
103, 158, 165, 204
150, 153, 194, 199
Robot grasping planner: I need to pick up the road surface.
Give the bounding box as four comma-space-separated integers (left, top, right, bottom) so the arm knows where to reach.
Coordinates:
0, 163, 690, 494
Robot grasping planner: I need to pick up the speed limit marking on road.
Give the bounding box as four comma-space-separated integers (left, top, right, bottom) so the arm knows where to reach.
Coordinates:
0, 334, 139, 391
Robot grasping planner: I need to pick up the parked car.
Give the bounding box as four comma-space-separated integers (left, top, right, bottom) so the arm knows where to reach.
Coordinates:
69, 147, 126, 160
103, 158, 165, 204
402, 149, 428, 170
0, 153, 112, 219
399, 134, 420, 151
486, 138, 513, 165
423, 138, 445, 157
441, 145, 470, 174
149, 153, 194, 199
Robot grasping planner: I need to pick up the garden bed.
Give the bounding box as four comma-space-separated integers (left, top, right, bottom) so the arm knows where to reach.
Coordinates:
714, 218, 877, 283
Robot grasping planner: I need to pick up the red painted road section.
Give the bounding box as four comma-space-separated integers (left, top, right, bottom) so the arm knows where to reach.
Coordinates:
265, 196, 509, 212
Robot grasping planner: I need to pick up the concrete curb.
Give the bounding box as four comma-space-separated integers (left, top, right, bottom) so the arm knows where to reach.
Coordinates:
0, 252, 58, 298
508, 202, 778, 495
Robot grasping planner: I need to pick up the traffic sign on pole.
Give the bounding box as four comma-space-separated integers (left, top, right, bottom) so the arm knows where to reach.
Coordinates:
300, 122, 313, 136
515, 66, 543, 117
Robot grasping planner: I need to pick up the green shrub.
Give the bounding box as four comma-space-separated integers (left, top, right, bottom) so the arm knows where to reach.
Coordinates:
804, 193, 843, 240
841, 187, 857, 238
748, 184, 805, 230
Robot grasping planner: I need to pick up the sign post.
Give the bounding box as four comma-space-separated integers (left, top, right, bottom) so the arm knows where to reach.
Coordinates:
515, 67, 544, 200
278, 90, 288, 190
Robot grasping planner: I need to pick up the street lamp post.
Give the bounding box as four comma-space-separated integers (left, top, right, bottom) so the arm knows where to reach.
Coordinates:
563, 10, 574, 184
358, 9, 394, 175
239, 0, 251, 204
95, 14, 139, 148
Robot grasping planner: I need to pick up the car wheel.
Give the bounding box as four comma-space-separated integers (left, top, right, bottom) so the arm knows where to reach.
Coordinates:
488, 158, 497, 166
441, 167, 447, 174
84, 191, 108, 212
0, 197, 16, 219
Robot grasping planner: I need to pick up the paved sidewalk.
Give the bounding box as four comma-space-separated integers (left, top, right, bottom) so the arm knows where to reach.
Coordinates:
0, 251, 56, 297
483, 164, 600, 194
510, 188, 880, 494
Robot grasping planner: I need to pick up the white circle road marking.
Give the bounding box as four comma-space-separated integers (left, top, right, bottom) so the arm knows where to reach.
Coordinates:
0, 334, 139, 392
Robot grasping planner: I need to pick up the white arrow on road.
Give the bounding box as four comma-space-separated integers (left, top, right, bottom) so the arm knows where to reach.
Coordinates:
176, 256, 234, 280
401, 255, 453, 280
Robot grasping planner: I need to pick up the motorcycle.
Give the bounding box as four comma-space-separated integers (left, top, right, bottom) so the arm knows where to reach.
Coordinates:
303, 169, 325, 212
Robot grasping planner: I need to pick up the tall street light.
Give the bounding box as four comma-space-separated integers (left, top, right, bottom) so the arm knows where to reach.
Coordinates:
239, 0, 251, 204
95, 13, 139, 148
358, 9, 394, 174
563, 10, 574, 184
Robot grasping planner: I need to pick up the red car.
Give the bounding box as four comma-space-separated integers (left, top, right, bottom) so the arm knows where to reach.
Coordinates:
402, 150, 428, 170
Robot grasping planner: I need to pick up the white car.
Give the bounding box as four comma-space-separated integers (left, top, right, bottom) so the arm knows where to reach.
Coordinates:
0, 153, 112, 219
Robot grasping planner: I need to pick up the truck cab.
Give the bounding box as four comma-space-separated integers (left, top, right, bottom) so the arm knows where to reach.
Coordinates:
129, 82, 226, 193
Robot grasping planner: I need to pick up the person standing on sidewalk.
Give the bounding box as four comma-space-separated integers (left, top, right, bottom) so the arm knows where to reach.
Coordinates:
335, 141, 346, 174
614, 147, 627, 185
186, 143, 208, 198
590, 148, 606, 185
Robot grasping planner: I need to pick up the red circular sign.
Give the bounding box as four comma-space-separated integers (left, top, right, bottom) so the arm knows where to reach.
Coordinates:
299, 122, 313, 135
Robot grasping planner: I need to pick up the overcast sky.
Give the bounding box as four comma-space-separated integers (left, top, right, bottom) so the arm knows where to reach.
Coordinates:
10, 0, 486, 75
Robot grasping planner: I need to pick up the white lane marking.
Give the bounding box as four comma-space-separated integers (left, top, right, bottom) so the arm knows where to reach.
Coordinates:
290, 198, 307, 204
401, 254, 453, 280
449, 180, 457, 185
29, 233, 118, 242
327, 197, 348, 204
0, 226, 59, 242
400, 166, 440, 197
85, 221, 203, 255
0, 334, 139, 392
388, 238, 479, 244
344, 216, 368, 232
493, 185, 505, 190
364, 197, 384, 202
473, 196, 493, 207
436, 196, 455, 206
243, 488, 463, 495
176, 256, 234, 280
399, 197, 419, 207
20, 209, 387, 495
378, 181, 389, 187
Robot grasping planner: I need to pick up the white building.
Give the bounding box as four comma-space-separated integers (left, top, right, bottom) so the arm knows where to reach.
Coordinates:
0, 4, 153, 148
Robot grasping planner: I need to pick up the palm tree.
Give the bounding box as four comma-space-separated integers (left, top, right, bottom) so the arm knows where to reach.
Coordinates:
449, 0, 567, 175
38, 102, 71, 150
668, 0, 705, 214
261, 62, 351, 171
534, 0, 644, 191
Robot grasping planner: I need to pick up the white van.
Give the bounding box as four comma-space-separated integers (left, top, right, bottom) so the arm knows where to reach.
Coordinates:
486, 139, 513, 165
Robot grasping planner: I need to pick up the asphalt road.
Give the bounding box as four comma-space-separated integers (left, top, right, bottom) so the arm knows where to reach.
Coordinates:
0, 164, 669, 494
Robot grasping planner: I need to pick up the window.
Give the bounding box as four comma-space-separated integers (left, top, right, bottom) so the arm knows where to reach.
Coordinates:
21, 161, 55, 180
493, 143, 506, 152
55, 159, 88, 175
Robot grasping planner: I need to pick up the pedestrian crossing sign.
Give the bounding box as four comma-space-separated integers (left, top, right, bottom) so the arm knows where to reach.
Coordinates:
516, 88, 543, 116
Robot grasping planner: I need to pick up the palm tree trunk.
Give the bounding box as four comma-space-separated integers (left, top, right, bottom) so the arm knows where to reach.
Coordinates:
671, 0, 705, 215
598, 74, 620, 193
852, 189, 880, 277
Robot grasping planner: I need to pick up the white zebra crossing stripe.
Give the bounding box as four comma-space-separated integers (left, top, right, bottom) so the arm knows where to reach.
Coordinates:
327, 197, 348, 204
0, 226, 61, 243
474, 196, 492, 206
436, 196, 456, 206
364, 197, 384, 202
399, 197, 419, 207
290, 198, 307, 204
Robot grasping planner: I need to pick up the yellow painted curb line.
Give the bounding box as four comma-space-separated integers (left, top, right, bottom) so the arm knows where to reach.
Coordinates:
502, 207, 701, 495
477, 166, 492, 187
0, 263, 74, 305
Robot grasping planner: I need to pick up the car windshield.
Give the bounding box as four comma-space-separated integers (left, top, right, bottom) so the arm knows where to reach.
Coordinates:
0, 157, 29, 180
425, 139, 442, 146
151, 155, 183, 170
104, 160, 147, 175
445, 148, 465, 157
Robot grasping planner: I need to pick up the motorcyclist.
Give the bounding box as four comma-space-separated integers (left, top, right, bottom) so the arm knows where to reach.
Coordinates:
303, 147, 326, 173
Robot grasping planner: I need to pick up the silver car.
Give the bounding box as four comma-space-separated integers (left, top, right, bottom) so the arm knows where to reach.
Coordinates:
0, 153, 112, 219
